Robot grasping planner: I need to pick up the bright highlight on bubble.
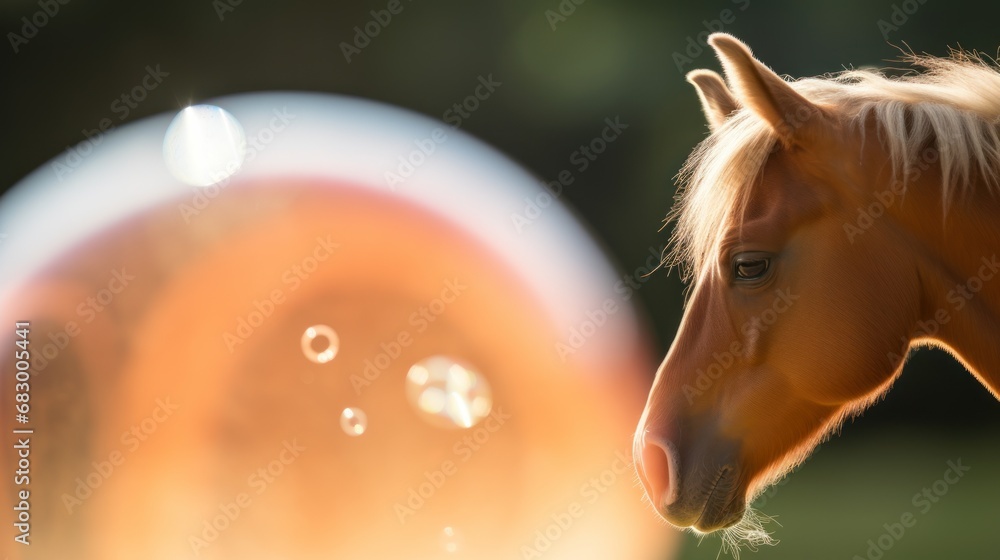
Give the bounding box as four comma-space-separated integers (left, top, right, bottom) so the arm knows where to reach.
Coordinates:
163, 104, 247, 187
440, 526, 462, 553
406, 356, 493, 429
301, 324, 340, 364
340, 407, 368, 436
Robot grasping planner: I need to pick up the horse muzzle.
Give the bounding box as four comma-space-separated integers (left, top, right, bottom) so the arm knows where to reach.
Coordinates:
635, 429, 746, 532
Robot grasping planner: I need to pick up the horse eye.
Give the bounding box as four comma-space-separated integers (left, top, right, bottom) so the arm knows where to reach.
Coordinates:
733, 257, 769, 281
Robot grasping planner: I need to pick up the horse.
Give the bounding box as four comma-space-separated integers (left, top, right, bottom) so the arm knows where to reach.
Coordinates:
633, 33, 1000, 548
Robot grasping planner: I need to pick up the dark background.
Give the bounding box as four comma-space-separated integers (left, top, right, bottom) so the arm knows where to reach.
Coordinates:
2, 1, 999, 557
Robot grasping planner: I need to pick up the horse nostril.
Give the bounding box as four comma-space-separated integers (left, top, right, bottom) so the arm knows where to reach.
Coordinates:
638, 433, 678, 511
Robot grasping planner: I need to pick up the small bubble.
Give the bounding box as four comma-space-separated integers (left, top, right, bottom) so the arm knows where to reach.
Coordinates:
440, 526, 462, 554
301, 324, 339, 364
406, 356, 493, 429
340, 407, 367, 437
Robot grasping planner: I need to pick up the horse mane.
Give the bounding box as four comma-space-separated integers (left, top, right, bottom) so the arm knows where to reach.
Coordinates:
668, 49, 1000, 282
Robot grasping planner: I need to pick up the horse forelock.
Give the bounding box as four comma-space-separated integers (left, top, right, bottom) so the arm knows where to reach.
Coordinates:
667, 111, 777, 284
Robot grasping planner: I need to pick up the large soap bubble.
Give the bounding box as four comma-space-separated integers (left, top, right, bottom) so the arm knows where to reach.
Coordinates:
0, 93, 676, 559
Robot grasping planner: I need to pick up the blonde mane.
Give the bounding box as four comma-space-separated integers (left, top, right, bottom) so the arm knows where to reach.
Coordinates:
668, 50, 1000, 282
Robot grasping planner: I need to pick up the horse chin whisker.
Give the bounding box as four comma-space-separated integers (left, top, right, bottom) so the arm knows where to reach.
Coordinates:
710, 506, 780, 560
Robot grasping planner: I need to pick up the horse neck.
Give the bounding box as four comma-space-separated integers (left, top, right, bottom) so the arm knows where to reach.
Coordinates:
889, 163, 1000, 398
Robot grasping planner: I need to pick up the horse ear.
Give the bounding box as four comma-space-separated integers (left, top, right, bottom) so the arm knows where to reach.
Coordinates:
707, 33, 824, 145
686, 69, 739, 132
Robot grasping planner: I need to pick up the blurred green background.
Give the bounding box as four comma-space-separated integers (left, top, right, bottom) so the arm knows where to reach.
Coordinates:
2, 0, 999, 558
